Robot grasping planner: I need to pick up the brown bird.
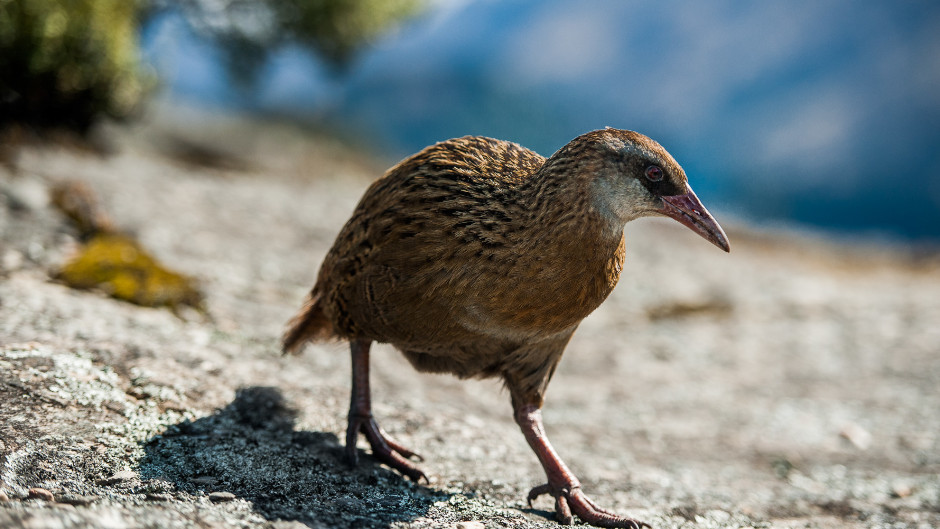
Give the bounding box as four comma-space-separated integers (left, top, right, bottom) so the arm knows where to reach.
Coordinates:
283, 128, 729, 528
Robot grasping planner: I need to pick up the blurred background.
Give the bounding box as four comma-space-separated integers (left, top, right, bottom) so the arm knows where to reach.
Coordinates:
3, 4, 940, 526
3, 0, 940, 242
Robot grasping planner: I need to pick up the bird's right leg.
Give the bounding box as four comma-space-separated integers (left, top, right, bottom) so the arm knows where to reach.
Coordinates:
347, 339, 428, 482
513, 401, 649, 528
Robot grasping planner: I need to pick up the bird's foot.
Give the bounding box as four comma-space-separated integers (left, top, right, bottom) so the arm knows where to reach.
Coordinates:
346, 413, 428, 483
527, 482, 649, 528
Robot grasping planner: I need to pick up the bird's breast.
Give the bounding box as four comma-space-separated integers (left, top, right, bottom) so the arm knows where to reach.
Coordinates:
456, 231, 626, 340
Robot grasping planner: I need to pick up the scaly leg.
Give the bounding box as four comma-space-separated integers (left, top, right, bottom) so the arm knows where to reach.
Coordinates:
515, 404, 649, 528
347, 339, 427, 482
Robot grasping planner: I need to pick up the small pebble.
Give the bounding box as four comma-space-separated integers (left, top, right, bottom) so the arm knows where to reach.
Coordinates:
455, 522, 485, 529
103, 401, 126, 414
208, 491, 236, 503
892, 482, 913, 498
840, 423, 872, 450
190, 476, 217, 487
270, 522, 308, 529
334, 495, 364, 510
57, 494, 99, 506
3, 178, 49, 211
1, 250, 23, 272
0, 490, 9, 502
98, 470, 136, 485
27, 487, 54, 501
378, 495, 403, 508
145, 493, 173, 502
160, 400, 187, 412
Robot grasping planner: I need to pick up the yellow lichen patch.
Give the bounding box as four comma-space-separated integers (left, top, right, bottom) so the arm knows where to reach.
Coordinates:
58, 233, 206, 315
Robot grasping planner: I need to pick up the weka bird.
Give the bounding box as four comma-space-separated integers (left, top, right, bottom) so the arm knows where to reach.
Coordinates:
283, 128, 729, 528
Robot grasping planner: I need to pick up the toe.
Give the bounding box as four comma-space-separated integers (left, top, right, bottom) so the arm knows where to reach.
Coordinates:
567, 489, 649, 528
368, 440, 429, 482
526, 483, 551, 507
381, 431, 424, 461
359, 416, 429, 482
554, 494, 573, 525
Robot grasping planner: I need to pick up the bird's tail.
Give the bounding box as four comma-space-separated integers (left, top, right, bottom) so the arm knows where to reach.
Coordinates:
282, 292, 333, 355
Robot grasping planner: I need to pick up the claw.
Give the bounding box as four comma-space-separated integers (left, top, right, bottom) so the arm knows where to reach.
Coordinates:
514, 404, 648, 528
348, 413, 428, 482
555, 495, 574, 524
527, 483, 551, 507
526, 483, 649, 528
346, 340, 429, 483
378, 425, 425, 462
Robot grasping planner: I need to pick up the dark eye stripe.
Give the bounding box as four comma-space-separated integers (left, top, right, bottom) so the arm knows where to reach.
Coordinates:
637, 162, 684, 197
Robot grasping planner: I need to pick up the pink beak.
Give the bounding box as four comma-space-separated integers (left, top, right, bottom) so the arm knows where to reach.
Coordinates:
658, 189, 730, 252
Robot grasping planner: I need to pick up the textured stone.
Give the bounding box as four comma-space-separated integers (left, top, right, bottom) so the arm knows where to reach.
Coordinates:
208, 492, 237, 503
98, 470, 136, 486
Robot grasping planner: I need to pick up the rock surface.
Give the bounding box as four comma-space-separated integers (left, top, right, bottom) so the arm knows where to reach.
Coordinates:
1, 115, 939, 528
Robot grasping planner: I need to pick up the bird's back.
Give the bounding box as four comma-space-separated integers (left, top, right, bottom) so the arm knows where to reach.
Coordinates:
284, 136, 625, 376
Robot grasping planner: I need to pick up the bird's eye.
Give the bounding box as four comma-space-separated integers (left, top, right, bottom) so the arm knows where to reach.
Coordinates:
645, 165, 664, 182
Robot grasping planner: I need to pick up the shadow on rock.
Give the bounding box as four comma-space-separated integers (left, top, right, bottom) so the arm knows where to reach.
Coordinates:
139, 386, 448, 528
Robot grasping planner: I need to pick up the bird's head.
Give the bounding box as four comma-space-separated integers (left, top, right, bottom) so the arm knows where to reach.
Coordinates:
546, 128, 730, 252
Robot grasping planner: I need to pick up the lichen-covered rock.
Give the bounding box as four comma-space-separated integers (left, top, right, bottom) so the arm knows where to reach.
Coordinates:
1, 117, 938, 529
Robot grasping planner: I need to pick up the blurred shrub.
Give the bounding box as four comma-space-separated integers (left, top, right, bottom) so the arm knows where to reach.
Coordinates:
282, 0, 425, 66
162, 0, 425, 84
0, 0, 422, 133
0, 0, 146, 133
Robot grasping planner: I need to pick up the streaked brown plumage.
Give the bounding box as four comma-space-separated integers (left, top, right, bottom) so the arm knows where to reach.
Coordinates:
284, 128, 729, 528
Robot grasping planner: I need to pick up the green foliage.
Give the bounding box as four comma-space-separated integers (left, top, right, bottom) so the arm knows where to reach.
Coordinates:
166, 0, 424, 84
0, 0, 424, 132
0, 0, 146, 133
283, 0, 425, 66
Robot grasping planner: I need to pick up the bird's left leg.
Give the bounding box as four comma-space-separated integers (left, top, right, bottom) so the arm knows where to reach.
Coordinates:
514, 402, 649, 528
347, 339, 427, 482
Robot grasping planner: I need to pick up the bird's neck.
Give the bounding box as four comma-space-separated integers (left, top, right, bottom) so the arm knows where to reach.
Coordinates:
515, 162, 628, 307
524, 157, 629, 247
